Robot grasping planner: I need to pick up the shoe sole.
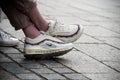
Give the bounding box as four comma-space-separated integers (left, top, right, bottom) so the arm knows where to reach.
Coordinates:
24, 47, 73, 59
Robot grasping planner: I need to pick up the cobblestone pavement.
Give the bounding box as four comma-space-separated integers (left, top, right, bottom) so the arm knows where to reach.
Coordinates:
0, 0, 120, 80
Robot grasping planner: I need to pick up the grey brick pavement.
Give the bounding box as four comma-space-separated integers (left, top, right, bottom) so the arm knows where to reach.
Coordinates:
0, 0, 120, 80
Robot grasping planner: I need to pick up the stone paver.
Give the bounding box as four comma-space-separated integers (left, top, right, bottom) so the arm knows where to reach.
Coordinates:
0, 67, 19, 80
16, 73, 43, 80
0, 52, 13, 62
0, 0, 120, 80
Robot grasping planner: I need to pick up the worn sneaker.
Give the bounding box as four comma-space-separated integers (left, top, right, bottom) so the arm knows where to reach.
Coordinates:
24, 33, 73, 58
46, 20, 84, 43
0, 31, 19, 46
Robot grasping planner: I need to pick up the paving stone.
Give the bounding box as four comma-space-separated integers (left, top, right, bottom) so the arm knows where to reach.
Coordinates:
92, 10, 120, 19
104, 62, 120, 72
40, 73, 66, 80
84, 26, 120, 37
15, 43, 24, 52
64, 73, 90, 80
39, 60, 65, 68
81, 15, 109, 22
60, 51, 114, 73
21, 63, 44, 69
52, 16, 86, 25
52, 67, 74, 74
74, 12, 109, 22
0, 57, 12, 63
39, 1, 74, 17
14, 58, 36, 64
16, 73, 42, 80
96, 37, 120, 49
0, 63, 30, 74
85, 73, 120, 80
7, 53, 24, 59
96, 21, 120, 34
59, 0, 118, 19
0, 53, 13, 62
75, 44, 120, 61
0, 47, 20, 54
74, 34, 103, 44
58, 51, 120, 80
31, 68, 55, 74
1, 0, 120, 80
0, 67, 19, 80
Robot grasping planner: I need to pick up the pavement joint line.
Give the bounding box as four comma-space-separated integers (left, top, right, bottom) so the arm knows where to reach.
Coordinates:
83, 25, 100, 26
14, 42, 91, 79
84, 33, 120, 50
0, 51, 48, 80
85, 24, 120, 35
38, 61, 73, 80
37, 1, 56, 10
0, 42, 90, 79
0, 33, 112, 80
11, 36, 120, 79
19, 60, 71, 80
13, 46, 24, 54
97, 25, 120, 34
68, 13, 90, 22
1, 49, 79, 80
1, 31, 120, 79
54, 0, 111, 19
0, 0, 120, 79
17, 59, 68, 79
76, 48, 120, 74
55, 60, 92, 80
70, 5, 111, 19
38, 56, 92, 79
0, 65, 21, 80
74, 0, 120, 14
74, 43, 105, 44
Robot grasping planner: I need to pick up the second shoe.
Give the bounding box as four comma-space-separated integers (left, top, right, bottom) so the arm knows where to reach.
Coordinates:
24, 33, 73, 59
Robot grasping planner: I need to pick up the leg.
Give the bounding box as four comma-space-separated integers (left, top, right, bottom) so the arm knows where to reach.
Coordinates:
0, 0, 19, 46
1, 2, 40, 39
13, 0, 49, 31
13, 0, 84, 43
1, 0, 73, 59
26, 7, 49, 31
3, 6, 73, 58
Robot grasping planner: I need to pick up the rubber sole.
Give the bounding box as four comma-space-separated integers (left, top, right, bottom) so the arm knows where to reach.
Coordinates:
24, 48, 73, 59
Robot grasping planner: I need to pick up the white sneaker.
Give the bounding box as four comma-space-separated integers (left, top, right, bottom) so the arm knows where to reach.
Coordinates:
24, 33, 73, 58
0, 31, 19, 46
46, 20, 84, 43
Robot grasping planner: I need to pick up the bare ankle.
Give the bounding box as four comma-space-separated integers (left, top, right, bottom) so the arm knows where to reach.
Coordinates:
23, 24, 41, 39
